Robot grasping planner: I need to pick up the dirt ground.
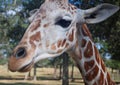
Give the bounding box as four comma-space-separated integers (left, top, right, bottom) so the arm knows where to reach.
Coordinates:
0, 65, 120, 85
0, 65, 84, 85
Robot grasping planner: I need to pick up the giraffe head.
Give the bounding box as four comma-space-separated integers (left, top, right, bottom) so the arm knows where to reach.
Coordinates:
8, 0, 119, 72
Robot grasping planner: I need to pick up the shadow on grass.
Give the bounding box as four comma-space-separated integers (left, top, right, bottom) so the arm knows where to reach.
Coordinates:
0, 76, 119, 85
37, 76, 61, 80
0, 76, 24, 80
0, 76, 60, 81
0, 83, 39, 85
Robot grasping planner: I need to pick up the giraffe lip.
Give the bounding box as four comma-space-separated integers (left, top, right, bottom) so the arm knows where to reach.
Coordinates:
18, 61, 34, 72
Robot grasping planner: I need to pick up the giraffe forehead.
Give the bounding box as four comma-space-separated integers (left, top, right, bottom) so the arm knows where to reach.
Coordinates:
45, 0, 67, 8
30, 1, 77, 27
41, 1, 76, 15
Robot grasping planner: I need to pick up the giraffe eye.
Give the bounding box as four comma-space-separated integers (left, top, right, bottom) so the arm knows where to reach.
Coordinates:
15, 47, 26, 58
55, 19, 71, 28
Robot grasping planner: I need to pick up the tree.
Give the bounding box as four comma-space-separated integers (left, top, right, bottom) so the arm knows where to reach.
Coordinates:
22, 0, 44, 11
0, 0, 29, 57
69, 0, 120, 60
105, 59, 120, 73
90, 0, 120, 60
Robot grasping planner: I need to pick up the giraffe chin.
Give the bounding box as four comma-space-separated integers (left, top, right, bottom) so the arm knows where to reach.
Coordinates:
18, 61, 34, 72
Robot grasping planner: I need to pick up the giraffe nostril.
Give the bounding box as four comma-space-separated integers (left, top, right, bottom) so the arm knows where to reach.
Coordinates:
15, 47, 26, 58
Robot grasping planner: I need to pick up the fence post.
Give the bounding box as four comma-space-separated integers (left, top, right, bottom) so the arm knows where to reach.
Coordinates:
59, 64, 62, 79
71, 64, 74, 82
33, 64, 37, 81
62, 53, 69, 85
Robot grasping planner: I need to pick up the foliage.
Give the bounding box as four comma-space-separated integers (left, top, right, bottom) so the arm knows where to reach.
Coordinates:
0, 0, 119, 65
22, 0, 44, 11
90, 0, 120, 60
0, 14, 9, 43
105, 60, 120, 69
0, 0, 29, 57
69, 0, 120, 60
0, 58, 8, 65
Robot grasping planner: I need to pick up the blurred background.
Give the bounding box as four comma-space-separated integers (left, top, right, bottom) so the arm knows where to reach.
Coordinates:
0, 0, 120, 85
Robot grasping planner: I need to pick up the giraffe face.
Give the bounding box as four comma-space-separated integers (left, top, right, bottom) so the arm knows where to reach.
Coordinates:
8, 0, 78, 72
8, 0, 119, 72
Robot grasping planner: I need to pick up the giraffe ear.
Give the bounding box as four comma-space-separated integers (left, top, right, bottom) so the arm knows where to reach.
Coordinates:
83, 3, 119, 24
28, 9, 38, 22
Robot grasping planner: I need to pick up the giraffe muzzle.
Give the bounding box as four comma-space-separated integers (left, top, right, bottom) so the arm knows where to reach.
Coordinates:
8, 46, 35, 72
18, 61, 34, 72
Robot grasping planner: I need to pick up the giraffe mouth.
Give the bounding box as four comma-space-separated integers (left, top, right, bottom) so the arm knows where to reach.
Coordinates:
18, 61, 34, 72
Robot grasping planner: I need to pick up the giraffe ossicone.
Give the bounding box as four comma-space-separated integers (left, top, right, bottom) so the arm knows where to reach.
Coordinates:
8, 0, 119, 85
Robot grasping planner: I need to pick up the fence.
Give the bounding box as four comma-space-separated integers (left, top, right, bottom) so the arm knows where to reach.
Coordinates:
25, 65, 120, 84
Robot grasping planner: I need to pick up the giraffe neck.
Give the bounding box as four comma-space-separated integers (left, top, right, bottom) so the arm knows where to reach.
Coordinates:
67, 24, 115, 85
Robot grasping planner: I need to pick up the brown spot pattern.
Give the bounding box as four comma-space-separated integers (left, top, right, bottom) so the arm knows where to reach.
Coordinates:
98, 71, 104, 85
101, 60, 106, 72
82, 24, 92, 39
105, 80, 107, 85
42, 15, 46, 19
71, 6, 76, 10
57, 40, 62, 47
51, 43, 56, 50
62, 6, 65, 9
85, 65, 99, 81
19, 42, 27, 45
62, 39, 66, 47
94, 46, 100, 64
29, 40, 36, 48
30, 19, 41, 32
84, 41, 93, 58
68, 29, 74, 42
30, 32, 41, 48
93, 82, 97, 85
81, 27, 88, 36
43, 23, 50, 28
81, 39, 87, 48
84, 60, 95, 72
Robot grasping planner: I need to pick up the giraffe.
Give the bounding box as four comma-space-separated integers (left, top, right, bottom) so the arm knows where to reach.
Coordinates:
8, 0, 119, 85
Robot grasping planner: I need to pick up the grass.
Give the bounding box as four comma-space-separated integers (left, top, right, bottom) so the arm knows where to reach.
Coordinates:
0, 65, 84, 85
0, 65, 120, 85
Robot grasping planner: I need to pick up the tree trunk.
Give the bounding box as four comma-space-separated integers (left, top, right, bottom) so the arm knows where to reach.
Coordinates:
53, 65, 57, 78
62, 53, 69, 85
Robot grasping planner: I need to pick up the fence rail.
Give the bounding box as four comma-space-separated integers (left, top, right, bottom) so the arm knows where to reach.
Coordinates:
25, 65, 120, 84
